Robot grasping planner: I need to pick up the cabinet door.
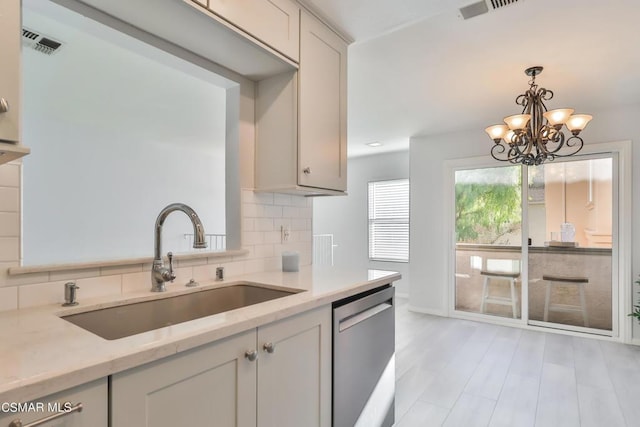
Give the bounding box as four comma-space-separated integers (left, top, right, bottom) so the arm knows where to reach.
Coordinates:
257, 305, 332, 427
0, 378, 108, 427
298, 11, 347, 192
0, 0, 20, 143
206, 0, 300, 62
111, 330, 257, 427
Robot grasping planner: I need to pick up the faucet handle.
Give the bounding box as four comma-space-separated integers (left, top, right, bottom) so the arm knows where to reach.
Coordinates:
167, 252, 176, 282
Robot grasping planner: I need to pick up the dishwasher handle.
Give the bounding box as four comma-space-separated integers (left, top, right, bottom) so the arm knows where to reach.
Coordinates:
338, 301, 392, 332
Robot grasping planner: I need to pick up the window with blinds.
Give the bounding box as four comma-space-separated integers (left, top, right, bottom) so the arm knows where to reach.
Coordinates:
368, 179, 409, 262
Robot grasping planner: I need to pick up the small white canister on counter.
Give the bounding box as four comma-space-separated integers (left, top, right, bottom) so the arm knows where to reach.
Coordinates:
282, 251, 299, 272
561, 222, 575, 242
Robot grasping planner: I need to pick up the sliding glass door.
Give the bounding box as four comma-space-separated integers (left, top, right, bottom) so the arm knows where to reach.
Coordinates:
452, 154, 616, 335
527, 156, 614, 334
454, 165, 522, 320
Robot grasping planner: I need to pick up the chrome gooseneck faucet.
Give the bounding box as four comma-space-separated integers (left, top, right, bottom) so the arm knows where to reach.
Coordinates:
152, 203, 207, 292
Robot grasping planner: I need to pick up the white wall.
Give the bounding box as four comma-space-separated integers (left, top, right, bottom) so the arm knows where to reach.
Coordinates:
313, 150, 410, 295
21, 3, 227, 265
409, 104, 640, 338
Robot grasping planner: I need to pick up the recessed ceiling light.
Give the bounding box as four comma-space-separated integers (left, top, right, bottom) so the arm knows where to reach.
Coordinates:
366, 142, 383, 147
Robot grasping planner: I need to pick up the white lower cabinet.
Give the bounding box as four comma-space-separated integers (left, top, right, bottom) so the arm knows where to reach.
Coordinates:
0, 378, 107, 427
257, 306, 331, 427
110, 305, 331, 427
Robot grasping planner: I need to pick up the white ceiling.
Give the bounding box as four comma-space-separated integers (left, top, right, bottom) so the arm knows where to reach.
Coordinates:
303, 0, 640, 157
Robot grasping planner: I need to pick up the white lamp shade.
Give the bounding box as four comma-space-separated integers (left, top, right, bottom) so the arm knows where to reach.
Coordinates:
504, 114, 531, 130
485, 124, 509, 140
543, 108, 574, 126
503, 130, 516, 144
566, 114, 593, 132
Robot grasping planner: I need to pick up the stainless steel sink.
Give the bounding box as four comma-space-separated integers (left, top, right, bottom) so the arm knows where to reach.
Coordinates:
61, 283, 301, 340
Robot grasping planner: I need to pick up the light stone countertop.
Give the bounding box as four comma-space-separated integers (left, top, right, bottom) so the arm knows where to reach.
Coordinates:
0, 265, 400, 403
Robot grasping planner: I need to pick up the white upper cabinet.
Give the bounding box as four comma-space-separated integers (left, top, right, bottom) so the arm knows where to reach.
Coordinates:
0, 0, 20, 143
297, 10, 347, 192
0, 0, 30, 163
255, 10, 348, 195
205, 0, 300, 62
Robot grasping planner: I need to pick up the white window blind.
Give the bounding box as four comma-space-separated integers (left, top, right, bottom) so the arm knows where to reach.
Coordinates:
368, 179, 409, 262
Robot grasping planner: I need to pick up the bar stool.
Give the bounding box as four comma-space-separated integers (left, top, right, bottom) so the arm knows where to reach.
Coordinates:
542, 274, 589, 327
480, 270, 520, 318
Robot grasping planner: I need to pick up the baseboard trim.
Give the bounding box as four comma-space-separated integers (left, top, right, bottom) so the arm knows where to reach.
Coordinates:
407, 305, 447, 317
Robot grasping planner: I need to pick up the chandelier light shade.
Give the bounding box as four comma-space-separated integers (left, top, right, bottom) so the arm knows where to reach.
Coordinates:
485, 66, 592, 165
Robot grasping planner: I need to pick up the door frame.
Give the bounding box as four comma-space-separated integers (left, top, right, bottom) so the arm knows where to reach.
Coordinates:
444, 140, 632, 342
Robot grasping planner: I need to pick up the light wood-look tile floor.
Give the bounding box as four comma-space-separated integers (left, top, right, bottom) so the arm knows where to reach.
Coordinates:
394, 297, 639, 427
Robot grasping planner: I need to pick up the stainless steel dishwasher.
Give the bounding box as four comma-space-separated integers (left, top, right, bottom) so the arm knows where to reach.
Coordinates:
333, 284, 395, 427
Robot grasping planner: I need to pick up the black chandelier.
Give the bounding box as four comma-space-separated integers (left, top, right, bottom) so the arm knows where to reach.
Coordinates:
485, 66, 592, 166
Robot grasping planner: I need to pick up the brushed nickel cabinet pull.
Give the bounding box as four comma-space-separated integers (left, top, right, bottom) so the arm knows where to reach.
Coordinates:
8, 402, 83, 427
0, 98, 9, 113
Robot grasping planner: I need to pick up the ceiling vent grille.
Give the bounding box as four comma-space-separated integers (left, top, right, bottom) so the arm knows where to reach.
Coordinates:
488, 0, 519, 10
459, 0, 522, 20
22, 27, 64, 55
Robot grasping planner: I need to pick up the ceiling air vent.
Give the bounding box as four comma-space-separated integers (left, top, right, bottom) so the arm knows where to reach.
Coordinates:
488, 0, 519, 10
22, 27, 64, 55
459, 0, 522, 20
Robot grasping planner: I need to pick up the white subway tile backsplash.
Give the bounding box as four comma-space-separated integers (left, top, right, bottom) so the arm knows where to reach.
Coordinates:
175, 257, 208, 268
254, 218, 274, 232
206, 255, 234, 264
75, 275, 122, 299
192, 264, 215, 282
282, 207, 299, 218
243, 258, 263, 274
0, 213, 19, 237
241, 189, 255, 203
0, 187, 19, 212
252, 192, 274, 205
264, 231, 281, 244
252, 244, 275, 258
171, 267, 194, 288
299, 207, 312, 218
219, 260, 245, 277
273, 194, 292, 206
1, 266, 48, 288
0, 164, 20, 188
292, 219, 307, 231
242, 218, 255, 232
100, 264, 143, 276
122, 271, 149, 293
292, 196, 311, 207
243, 203, 263, 218
263, 205, 283, 218
1, 190, 314, 310
244, 257, 280, 274
49, 267, 102, 282
0, 237, 19, 262
19, 281, 66, 308
242, 231, 264, 245
0, 286, 17, 312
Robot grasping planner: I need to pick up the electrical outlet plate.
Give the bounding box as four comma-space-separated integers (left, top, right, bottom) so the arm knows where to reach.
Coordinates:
281, 225, 291, 243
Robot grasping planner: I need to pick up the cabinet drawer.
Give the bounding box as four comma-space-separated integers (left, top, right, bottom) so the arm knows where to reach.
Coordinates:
0, 378, 107, 427
205, 0, 300, 62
